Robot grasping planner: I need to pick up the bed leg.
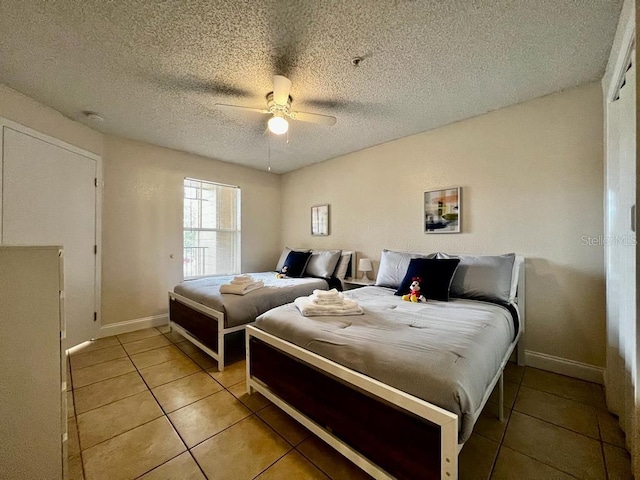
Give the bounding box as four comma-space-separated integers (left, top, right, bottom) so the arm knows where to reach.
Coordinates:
218, 331, 225, 372
517, 339, 526, 367
498, 372, 505, 422
245, 331, 253, 395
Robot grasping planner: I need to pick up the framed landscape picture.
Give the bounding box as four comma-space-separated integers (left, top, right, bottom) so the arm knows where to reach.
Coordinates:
311, 204, 330, 236
424, 187, 461, 233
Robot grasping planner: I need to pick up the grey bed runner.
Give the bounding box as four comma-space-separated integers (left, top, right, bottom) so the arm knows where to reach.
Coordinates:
254, 285, 517, 443
174, 272, 329, 328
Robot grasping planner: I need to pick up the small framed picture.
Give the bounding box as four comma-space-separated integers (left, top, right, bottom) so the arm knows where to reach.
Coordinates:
311, 204, 330, 236
424, 187, 461, 233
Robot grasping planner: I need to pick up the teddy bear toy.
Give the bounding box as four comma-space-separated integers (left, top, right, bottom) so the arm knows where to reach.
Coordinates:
276, 265, 288, 279
402, 277, 426, 303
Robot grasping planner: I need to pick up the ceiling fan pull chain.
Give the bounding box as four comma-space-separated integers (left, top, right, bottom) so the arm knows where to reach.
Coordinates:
267, 130, 272, 172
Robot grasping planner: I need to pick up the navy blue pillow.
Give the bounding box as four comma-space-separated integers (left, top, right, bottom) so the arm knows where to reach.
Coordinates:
283, 250, 313, 278
395, 258, 461, 301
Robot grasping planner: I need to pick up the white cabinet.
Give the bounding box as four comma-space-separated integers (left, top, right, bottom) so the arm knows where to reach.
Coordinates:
0, 246, 66, 479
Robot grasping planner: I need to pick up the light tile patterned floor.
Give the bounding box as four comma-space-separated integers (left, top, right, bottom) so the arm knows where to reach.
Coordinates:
67, 327, 633, 479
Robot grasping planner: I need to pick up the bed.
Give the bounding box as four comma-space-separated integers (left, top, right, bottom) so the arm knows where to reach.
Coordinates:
245, 251, 525, 479
169, 249, 352, 371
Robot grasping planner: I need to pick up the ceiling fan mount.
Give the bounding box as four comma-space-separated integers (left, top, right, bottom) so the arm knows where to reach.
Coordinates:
265, 92, 292, 115
215, 75, 337, 135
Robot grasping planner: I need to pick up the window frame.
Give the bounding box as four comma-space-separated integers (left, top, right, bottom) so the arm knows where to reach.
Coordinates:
182, 177, 241, 279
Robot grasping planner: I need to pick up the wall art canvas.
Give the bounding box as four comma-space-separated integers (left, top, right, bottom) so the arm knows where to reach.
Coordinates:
311, 204, 330, 236
424, 187, 461, 233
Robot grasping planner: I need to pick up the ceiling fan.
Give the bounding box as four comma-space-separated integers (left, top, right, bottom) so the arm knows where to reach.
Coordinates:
215, 75, 337, 135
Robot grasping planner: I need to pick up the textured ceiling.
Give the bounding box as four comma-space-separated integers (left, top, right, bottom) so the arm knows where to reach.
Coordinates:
0, 1, 623, 173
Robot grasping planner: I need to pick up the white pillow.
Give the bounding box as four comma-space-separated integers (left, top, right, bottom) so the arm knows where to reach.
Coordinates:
305, 250, 342, 279
375, 249, 435, 288
333, 252, 352, 280
436, 252, 516, 304
509, 256, 524, 303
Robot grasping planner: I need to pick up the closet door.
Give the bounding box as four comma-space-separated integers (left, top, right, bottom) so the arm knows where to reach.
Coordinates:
1, 126, 99, 347
616, 61, 636, 440
605, 57, 637, 455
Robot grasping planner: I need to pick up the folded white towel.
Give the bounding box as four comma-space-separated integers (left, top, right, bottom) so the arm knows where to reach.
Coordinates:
294, 297, 364, 317
310, 292, 344, 305
312, 288, 341, 298
220, 281, 264, 295
232, 275, 254, 284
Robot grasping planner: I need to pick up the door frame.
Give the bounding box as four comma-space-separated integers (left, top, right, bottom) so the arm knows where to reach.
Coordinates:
0, 116, 103, 338
602, 0, 635, 104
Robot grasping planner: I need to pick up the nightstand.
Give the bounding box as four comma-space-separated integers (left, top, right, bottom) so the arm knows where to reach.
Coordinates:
343, 278, 375, 290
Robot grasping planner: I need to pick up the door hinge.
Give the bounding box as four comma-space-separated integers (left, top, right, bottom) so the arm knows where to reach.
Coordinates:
94, 245, 97, 254
94, 177, 98, 187
94, 312, 97, 322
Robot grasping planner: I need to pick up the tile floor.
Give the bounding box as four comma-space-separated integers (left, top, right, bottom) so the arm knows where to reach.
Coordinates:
66, 326, 633, 480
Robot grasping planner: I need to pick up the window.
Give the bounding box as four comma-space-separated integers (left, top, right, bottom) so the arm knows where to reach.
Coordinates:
183, 178, 241, 278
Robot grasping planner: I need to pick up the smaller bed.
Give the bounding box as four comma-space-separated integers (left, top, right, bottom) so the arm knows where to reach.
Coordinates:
169, 250, 352, 370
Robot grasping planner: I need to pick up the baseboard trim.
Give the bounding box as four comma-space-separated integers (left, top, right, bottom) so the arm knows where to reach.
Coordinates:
99, 321, 604, 383
524, 350, 604, 384
99, 314, 169, 338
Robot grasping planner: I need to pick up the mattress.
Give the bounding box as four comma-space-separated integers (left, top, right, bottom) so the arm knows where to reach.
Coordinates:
173, 272, 329, 328
254, 285, 517, 442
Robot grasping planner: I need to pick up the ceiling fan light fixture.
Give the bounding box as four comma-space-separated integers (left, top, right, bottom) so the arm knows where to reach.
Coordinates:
268, 115, 289, 135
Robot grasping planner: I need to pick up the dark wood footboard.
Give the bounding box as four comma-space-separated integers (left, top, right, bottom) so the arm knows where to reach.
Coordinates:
169, 296, 219, 353
249, 337, 443, 480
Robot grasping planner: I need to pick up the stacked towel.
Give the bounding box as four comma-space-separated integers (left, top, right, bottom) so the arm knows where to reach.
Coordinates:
310, 288, 344, 305
294, 296, 364, 317
220, 275, 265, 295
231, 274, 255, 285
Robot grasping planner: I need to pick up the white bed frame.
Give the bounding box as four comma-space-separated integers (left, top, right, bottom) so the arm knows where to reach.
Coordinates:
168, 252, 355, 371
246, 256, 526, 479
168, 291, 240, 371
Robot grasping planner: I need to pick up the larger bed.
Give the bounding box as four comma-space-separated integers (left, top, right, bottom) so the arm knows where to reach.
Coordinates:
246, 251, 525, 479
169, 250, 352, 370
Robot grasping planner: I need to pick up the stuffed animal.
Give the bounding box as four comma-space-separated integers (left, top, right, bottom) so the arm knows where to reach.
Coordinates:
402, 277, 426, 303
276, 265, 288, 279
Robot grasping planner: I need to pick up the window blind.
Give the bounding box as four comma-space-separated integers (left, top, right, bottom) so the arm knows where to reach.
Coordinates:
183, 178, 241, 278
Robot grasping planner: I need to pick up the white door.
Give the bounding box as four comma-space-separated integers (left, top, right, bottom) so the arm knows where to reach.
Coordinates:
605, 57, 638, 463
1, 126, 99, 347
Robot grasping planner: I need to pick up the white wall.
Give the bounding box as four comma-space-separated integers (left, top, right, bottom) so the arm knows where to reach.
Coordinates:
281, 82, 606, 368
101, 136, 281, 325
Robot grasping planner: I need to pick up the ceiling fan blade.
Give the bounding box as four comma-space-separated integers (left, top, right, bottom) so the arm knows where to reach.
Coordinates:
215, 104, 269, 114
273, 75, 292, 105
289, 111, 337, 126
144, 72, 251, 98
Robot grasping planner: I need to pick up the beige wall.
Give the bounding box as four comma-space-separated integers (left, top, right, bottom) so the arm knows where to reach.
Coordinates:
0, 84, 282, 326
0, 84, 103, 155
101, 136, 281, 324
281, 82, 606, 367
1, 81, 606, 365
